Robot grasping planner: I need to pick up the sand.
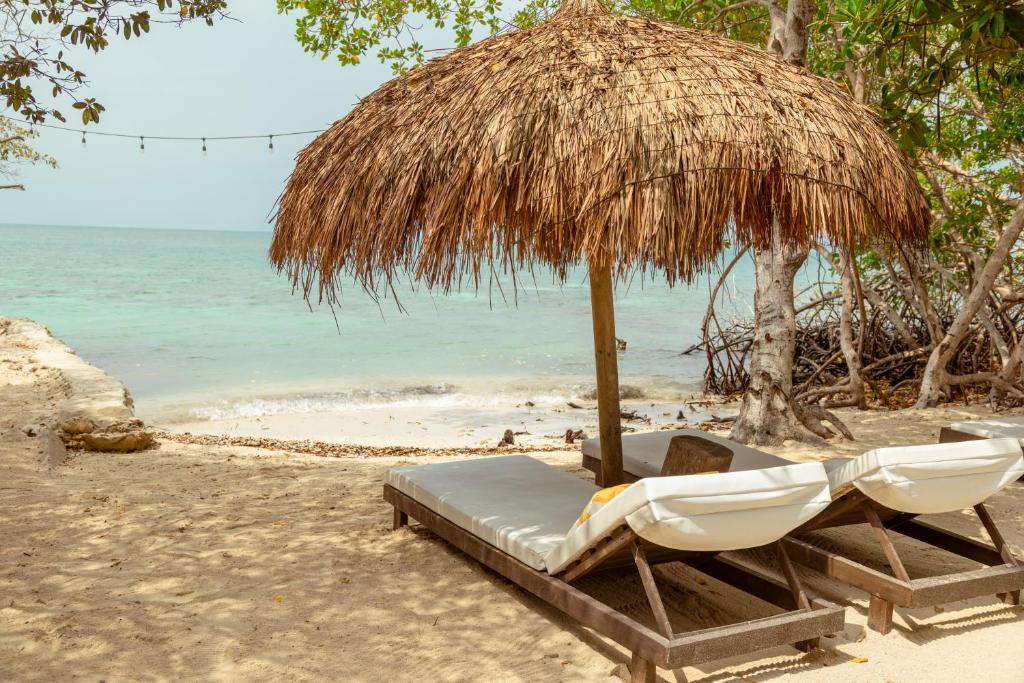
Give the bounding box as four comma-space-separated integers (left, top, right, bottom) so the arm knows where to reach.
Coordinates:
2, 319, 1023, 681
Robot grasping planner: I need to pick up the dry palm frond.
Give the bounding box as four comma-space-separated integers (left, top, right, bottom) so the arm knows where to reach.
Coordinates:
271, 0, 930, 302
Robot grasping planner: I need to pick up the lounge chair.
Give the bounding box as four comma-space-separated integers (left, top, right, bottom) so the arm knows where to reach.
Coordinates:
940, 415, 1024, 445
384, 455, 844, 680
582, 430, 1024, 634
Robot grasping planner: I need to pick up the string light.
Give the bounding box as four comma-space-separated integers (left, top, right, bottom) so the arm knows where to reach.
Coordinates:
1, 115, 326, 157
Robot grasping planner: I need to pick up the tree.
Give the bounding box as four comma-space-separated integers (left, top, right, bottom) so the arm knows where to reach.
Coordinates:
1, 1, 228, 126
0, 116, 55, 188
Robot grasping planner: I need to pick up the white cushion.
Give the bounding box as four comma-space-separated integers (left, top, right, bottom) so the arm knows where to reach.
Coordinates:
951, 416, 1024, 444
388, 455, 831, 575
582, 429, 794, 477
827, 438, 1024, 514
387, 455, 597, 570
544, 462, 831, 573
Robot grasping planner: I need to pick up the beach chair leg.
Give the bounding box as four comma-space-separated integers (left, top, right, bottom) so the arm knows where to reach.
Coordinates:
774, 541, 818, 651
629, 652, 657, 683
867, 595, 894, 635
393, 507, 408, 530
974, 503, 1021, 604
631, 541, 674, 638
861, 504, 911, 582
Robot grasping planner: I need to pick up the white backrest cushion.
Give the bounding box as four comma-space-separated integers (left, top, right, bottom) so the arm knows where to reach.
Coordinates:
951, 417, 1024, 443
544, 462, 830, 574
828, 438, 1024, 514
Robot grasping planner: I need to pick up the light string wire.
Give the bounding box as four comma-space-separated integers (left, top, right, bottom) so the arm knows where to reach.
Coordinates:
2, 115, 327, 149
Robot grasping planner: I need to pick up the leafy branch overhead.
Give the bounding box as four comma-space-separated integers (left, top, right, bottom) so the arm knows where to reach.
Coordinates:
1, 1, 228, 125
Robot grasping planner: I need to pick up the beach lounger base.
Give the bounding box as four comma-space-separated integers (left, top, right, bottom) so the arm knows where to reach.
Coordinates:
384, 484, 844, 677
783, 491, 1024, 634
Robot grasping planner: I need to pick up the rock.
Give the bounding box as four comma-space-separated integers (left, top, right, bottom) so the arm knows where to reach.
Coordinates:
60, 417, 95, 435
582, 385, 645, 401
21, 424, 38, 437
497, 429, 515, 447
39, 427, 68, 467
80, 430, 154, 453
564, 429, 586, 444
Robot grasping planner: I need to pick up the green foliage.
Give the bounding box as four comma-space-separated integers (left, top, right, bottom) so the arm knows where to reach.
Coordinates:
1, 1, 228, 125
0, 117, 56, 184
278, 0, 503, 74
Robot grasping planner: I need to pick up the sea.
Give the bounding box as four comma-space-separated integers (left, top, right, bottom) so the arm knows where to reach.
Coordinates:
1, 224, 819, 427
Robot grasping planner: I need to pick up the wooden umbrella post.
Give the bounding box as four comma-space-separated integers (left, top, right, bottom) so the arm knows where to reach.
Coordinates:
588, 257, 624, 486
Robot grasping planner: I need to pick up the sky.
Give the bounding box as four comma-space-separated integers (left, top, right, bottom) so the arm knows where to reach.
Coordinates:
3, 4, 460, 231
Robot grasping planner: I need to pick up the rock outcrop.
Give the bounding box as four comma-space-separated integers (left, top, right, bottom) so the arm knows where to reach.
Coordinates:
2, 318, 154, 457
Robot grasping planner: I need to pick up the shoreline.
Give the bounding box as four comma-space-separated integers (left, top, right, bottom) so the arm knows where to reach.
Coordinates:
157, 396, 727, 449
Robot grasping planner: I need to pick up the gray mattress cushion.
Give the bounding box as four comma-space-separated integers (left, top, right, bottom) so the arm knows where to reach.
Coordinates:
582, 429, 794, 477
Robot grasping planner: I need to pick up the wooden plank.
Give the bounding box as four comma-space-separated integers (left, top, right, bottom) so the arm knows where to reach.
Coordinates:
588, 258, 624, 487
938, 427, 985, 443
393, 507, 408, 530
694, 556, 800, 611
781, 536, 914, 605
561, 527, 637, 583
860, 503, 911, 582
892, 519, 1006, 565
383, 485, 671, 665
775, 541, 812, 610
908, 565, 1024, 607
867, 596, 893, 635
974, 503, 1018, 566
664, 606, 844, 670
629, 653, 656, 683
582, 453, 640, 484
631, 541, 674, 638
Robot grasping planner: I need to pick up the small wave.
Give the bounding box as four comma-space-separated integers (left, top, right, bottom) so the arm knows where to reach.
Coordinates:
185, 384, 579, 421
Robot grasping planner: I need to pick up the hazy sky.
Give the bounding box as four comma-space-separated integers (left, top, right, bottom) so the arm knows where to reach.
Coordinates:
4, 4, 459, 231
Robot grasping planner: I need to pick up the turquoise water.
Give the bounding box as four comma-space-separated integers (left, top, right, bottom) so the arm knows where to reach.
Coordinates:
1, 224, 767, 421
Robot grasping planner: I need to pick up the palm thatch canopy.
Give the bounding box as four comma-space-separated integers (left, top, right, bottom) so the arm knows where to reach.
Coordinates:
271, 0, 928, 298
271, 0, 930, 485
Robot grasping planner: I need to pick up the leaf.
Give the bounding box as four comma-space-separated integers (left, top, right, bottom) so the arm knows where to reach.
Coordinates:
271, 594, 285, 603
273, 519, 287, 527
849, 657, 868, 664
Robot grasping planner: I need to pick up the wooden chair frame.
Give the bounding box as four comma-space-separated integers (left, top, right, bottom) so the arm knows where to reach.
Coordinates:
782, 490, 1023, 634
582, 447, 1024, 635
385, 485, 844, 681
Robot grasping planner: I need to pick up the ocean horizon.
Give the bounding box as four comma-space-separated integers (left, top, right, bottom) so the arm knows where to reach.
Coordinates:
1, 223, 825, 426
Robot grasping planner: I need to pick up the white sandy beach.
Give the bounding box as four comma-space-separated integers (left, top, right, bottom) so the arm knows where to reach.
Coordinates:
2, 318, 1023, 681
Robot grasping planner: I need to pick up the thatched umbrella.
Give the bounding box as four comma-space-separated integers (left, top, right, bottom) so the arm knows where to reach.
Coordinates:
271, 0, 930, 486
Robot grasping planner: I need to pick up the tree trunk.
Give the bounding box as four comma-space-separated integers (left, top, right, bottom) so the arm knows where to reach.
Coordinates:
733, 0, 842, 444
915, 202, 1024, 407
730, 223, 812, 445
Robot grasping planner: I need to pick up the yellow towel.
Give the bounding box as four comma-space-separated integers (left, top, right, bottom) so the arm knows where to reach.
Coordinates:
574, 471, 721, 527
575, 484, 631, 526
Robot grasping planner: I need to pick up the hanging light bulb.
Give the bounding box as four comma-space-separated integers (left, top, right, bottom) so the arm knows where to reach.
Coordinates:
81, 131, 86, 147
268, 135, 274, 154
202, 137, 207, 155
139, 136, 145, 153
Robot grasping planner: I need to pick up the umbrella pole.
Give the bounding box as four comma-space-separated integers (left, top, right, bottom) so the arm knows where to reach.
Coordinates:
588, 258, 624, 486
